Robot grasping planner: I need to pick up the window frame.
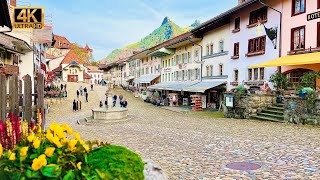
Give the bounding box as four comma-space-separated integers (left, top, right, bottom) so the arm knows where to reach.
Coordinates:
234, 69, 239, 82
292, 0, 306, 16
219, 64, 223, 76
249, 6, 268, 25
248, 69, 253, 81
247, 36, 266, 54
234, 43, 240, 56
290, 25, 305, 51
235, 17, 240, 30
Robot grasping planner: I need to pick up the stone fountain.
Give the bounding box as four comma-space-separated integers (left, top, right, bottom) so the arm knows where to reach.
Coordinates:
85, 94, 128, 123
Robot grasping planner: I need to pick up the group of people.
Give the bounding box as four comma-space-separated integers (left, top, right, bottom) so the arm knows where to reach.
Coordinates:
76, 86, 89, 102
113, 94, 128, 108
72, 99, 82, 112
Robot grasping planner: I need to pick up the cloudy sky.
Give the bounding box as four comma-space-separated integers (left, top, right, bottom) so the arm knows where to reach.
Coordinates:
31, 0, 237, 61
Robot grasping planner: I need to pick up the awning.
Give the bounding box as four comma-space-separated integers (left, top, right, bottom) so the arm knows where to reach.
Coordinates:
148, 81, 199, 91
147, 48, 175, 57
125, 77, 135, 82
250, 52, 320, 68
134, 74, 160, 84
183, 81, 226, 93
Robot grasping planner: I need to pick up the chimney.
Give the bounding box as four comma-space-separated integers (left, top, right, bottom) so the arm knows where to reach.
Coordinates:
10, 0, 16, 7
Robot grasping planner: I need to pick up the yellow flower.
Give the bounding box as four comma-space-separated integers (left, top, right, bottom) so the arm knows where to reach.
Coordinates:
9, 152, 16, 161
73, 132, 81, 140
62, 124, 73, 135
45, 131, 54, 143
20, 146, 29, 157
52, 136, 62, 148
27, 134, 35, 143
61, 138, 69, 145
0, 144, 3, 157
55, 128, 65, 139
45, 147, 55, 157
83, 145, 89, 152
49, 122, 60, 132
31, 155, 47, 171
77, 162, 82, 170
66, 127, 73, 135
33, 138, 41, 149
68, 139, 77, 151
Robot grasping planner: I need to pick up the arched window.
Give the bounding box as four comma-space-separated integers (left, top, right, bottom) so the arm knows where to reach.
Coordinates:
284, 68, 312, 88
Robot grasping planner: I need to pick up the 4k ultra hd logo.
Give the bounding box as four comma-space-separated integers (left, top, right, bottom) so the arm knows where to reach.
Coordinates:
13, 7, 44, 29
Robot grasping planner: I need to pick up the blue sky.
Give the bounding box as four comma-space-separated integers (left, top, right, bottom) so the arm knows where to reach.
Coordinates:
31, 0, 237, 61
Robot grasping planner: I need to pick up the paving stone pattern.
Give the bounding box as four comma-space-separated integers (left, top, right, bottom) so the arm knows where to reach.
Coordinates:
46, 82, 320, 179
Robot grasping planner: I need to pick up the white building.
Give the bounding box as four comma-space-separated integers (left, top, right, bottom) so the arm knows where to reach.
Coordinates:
86, 66, 103, 84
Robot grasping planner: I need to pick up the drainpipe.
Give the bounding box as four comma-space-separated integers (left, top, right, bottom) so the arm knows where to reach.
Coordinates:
188, 38, 203, 82
258, 0, 282, 72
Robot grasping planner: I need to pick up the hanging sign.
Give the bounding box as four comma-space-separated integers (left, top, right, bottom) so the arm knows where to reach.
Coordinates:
307, 11, 320, 21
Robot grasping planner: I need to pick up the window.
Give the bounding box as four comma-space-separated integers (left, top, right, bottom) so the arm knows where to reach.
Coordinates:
210, 65, 213, 76
219, 40, 224, 52
188, 52, 191, 63
210, 43, 214, 54
182, 70, 185, 81
248, 69, 253, 81
292, 0, 306, 16
235, 17, 240, 30
291, 26, 305, 51
196, 69, 200, 80
260, 68, 265, 80
254, 68, 258, 80
206, 66, 209, 76
182, 54, 185, 64
194, 50, 199, 61
168, 73, 171, 81
191, 70, 195, 80
234, 70, 239, 81
234, 43, 239, 56
219, 64, 223, 76
285, 69, 311, 88
146, 67, 149, 74
318, 22, 320, 47
184, 70, 188, 80
171, 73, 174, 81
206, 45, 210, 55
188, 69, 191, 80
249, 7, 267, 25
248, 36, 266, 53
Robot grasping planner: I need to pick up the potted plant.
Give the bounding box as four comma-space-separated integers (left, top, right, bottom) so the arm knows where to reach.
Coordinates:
298, 87, 313, 98
269, 72, 289, 103
141, 91, 147, 100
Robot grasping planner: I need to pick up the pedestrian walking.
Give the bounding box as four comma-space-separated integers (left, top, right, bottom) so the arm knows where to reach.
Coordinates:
64, 84, 67, 91
84, 87, 87, 94
80, 86, 83, 96
63, 91, 67, 100
100, 101, 103, 108
60, 84, 63, 91
119, 94, 123, 103
76, 90, 79, 98
122, 99, 128, 108
91, 84, 93, 91
73, 99, 76, 112
113, 94, 117, 107
76, 100, 79, 111
85, 92, 88, 102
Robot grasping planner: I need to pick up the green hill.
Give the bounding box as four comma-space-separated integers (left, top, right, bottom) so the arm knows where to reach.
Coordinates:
104, 17, 195, 62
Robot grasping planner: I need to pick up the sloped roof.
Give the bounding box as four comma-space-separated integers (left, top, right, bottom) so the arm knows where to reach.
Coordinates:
86, 66, 102, 72
46, 53, 56, 59
53, 34, 71, 49
51, 65, 62, 72
83, 72, 92, 79
60, 50, 84, 65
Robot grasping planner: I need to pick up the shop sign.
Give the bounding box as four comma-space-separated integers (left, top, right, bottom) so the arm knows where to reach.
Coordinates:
307, 11, 320, 21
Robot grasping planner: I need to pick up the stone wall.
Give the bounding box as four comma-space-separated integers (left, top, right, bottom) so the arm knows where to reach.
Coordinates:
224, 94, 276, 119
283, 96, 320, 125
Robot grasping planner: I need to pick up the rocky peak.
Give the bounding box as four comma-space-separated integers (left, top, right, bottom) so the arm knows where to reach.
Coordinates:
191, 20, 201, 27
161, 16, 171, 26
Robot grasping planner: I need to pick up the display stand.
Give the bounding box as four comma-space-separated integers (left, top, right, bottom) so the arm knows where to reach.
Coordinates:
190, 95, 203, 111
168, 93, 178, 107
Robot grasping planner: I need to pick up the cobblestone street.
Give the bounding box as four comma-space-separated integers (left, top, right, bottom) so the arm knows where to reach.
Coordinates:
47, 83, 320, 179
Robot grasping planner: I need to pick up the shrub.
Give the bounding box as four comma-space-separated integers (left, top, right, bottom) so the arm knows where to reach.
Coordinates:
87, 145, 144, 180
269, 72, 289, 91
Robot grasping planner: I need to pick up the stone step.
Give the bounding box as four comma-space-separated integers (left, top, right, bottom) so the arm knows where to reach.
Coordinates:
262, 109, 284, 115
257, 112, 284, 120
268, 106, 284, 111
273, 103, 284, 107
251, 115, 286, 123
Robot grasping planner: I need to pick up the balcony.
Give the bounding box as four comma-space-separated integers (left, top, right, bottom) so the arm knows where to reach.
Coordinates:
0, 65, 19, 75
288, 47, 320, 55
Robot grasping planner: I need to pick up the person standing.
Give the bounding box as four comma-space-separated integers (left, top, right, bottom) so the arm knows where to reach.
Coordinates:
91, 84, 93, 91
76, 90, 79, 98
122, 99, 128, 108
113, 94, 117, 107
85, 92, 88, 102
63, 91, 67, 100
76, 100, 79, 111
84, 87, 87, 94
79, 101, 82, 110
64, 84, 67, 91
100, 101, 103, 108
80, 86, 83, 96
60, 84, 63, 91
119, 94, 123, 104
73, 99, 76, 112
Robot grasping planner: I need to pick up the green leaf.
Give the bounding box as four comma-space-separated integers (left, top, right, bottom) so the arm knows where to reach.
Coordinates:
62, 170, 75, 180
26, 169, 41, 179
40, 165, 62, 178
29, 154, 38, 160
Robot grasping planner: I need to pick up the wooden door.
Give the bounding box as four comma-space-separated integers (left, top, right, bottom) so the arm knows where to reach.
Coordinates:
68, 75, 78, 82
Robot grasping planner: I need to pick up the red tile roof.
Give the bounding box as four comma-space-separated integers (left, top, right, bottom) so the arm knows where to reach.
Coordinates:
51, 65, 62, 72
83, 72, 92, 79
53, 34, 71, 49
46, 53, 56, 59
60, 50, 85, 65
86, 66, 102, 72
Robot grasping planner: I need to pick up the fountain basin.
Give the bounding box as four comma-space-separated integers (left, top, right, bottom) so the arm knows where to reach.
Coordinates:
86, 108, 128, 123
